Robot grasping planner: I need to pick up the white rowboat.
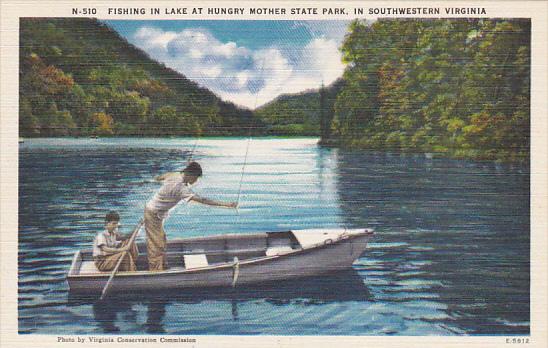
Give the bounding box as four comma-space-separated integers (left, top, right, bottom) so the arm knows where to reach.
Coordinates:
67, 228, 374, 293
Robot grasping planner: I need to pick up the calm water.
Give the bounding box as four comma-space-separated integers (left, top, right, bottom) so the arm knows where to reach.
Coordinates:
18, 137, 530, 335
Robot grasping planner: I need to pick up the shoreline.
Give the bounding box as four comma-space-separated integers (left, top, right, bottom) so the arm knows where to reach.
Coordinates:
18, 135, 321, 140
319, 139, 530, 164
19, 136, 529, 165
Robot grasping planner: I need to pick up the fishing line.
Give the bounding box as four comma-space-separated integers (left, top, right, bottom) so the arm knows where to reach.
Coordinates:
235, 58, 265, 214
236, 137, 251, 207
187, 136, 199, 163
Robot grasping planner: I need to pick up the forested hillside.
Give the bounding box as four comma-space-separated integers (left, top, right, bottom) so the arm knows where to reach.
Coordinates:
326, 18, 530, 161
255, 80, 343, 135
19, 18, 263, 137
19, 18, 531, 162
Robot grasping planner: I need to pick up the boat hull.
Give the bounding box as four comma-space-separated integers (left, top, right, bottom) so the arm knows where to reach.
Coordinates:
67, 230, 372, 294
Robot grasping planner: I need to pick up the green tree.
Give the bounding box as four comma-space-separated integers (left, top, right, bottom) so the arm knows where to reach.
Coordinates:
90, 112, 114, 135
19, 98, 40, 136
107, 91, 150, 128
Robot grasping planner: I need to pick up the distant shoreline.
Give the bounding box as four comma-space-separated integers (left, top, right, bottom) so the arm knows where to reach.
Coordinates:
319, 139, 529, 164
18, 136, 529, 164
18, 135, 320, 140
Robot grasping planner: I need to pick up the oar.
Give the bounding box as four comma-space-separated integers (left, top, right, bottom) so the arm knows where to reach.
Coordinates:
99, 219, 144, 300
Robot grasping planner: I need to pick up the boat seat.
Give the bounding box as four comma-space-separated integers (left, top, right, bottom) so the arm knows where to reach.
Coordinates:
292, 230, 344, 249
265, 246, 294, 256
225, 235, 267, 252
79, 260, 103, 274
184, 254, 209, 269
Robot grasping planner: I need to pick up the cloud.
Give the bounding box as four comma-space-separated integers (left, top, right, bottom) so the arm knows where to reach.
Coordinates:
133, 25, 346, 109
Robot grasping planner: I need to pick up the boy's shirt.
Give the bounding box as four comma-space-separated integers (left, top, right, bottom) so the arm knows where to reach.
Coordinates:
93, 230, 121, 257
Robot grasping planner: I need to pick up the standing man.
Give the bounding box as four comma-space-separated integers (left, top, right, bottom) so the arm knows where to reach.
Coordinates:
145, 161, 237, 271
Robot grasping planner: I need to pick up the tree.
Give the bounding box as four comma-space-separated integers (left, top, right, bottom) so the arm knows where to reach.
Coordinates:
19, 98, 40, 136
107, 91, 150, 128
90, 112, 114, 135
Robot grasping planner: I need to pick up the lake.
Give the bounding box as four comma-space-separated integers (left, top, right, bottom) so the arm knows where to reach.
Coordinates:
18, 137, 530, 335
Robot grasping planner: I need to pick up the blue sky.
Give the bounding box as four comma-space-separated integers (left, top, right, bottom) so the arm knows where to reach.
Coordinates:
104, 20, 350, 108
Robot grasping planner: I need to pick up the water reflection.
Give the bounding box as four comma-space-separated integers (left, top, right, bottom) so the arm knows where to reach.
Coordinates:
335, 150, 530, 334
145, 301, 167, 334
74, 271, 371, 333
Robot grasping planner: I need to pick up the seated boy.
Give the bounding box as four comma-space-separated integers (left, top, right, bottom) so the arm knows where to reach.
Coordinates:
93, 211, 139, 272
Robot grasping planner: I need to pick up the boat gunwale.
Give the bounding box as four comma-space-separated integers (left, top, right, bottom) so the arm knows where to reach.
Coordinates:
67, 230, 373, 280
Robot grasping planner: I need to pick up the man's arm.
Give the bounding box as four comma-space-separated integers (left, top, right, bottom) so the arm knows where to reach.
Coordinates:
154, 172, 180, 182
190, 194, 237, 208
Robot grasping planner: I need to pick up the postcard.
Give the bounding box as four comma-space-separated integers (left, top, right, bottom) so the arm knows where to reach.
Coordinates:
1, 1, 547, 347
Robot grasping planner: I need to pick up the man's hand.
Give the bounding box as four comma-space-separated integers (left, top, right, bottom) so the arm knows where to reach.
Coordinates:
191, 195, 238, 209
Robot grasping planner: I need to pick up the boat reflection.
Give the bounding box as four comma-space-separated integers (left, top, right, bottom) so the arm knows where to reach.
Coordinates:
70, 270, 371, 333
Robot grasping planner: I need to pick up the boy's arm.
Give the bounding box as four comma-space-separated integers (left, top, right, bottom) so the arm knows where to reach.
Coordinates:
116, 232, 129, 241
190, 194, 237, 208
99, 244, 124, 255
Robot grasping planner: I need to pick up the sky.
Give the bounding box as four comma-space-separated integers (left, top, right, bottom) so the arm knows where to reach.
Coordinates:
104, 20, 350, 109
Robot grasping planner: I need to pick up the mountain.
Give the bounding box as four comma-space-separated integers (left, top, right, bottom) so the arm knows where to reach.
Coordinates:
255, 79, 344, 136
19, 18, 264, 137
